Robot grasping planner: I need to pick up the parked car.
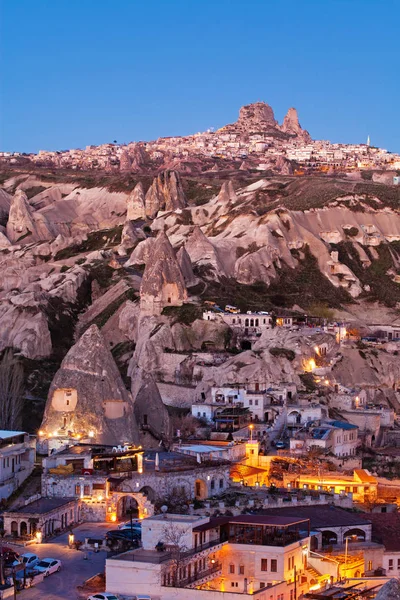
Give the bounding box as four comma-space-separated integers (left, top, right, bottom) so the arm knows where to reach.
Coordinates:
14, 552, 40, 569
117, 519, 141, 530
119, 522, 141, 532
275, 440, 287, 449
131, 595, 152, 600
106, 529, 140, 542
87, 594, 119, 600
35, 558, 62, 576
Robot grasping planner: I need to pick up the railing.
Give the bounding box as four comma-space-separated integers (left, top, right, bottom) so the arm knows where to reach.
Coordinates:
163, 561, 222, 587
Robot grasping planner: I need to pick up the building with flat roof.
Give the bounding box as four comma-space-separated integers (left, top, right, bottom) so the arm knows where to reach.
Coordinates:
106, 512, 313, 599
2, 496, 79, 539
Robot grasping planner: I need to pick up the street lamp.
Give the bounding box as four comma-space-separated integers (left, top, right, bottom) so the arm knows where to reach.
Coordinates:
249, 424, 254, 441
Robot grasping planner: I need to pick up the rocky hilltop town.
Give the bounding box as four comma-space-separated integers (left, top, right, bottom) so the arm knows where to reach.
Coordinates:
2, 102, 400, 176
0, 102, 400, 599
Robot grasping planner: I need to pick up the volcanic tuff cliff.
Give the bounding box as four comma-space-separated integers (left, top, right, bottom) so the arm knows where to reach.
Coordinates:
1, 166, 400, 435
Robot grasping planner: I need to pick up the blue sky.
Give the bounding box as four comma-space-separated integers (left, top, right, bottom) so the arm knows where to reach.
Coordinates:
1, 0, 398, 153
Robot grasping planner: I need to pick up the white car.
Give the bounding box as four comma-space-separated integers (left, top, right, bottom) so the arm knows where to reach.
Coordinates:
87, 594, 119, 600
20, 553, 40, 568
35, 558, 62, 576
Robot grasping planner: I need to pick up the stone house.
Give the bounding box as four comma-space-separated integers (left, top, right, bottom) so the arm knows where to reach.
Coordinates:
41, 444, 231, 521
2, 497, 79, 539
0, 431, 36, 500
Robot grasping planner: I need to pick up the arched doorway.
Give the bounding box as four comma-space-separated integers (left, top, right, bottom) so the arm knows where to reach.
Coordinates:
20, 521, 27, 537
322, 530, 338, 546
343, 528, 366, 542
139, 486, 156, 503
11, 521, 18, 537
288, 411, 301, 425
117, 495, 139, 520
195, 479, 208, 500
241, 340, 252, 350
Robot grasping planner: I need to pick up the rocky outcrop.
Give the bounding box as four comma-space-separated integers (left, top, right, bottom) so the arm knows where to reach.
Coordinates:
237, 102, 278, 131
185, 226, 224, 276
129, 142, 149, 172
216, 180, 237, 204
6, 190, 54, 243
177, 245, 197, 286
119, 150, 132, 172
280, 107, 311, 141
118, 219, 145, 256
129, 364, 172, 449
144, 170, 187, 219
140, 231, 187, 315
0, 300, 52, 359
125, 237, 155, 267
127, 182, 146, 221
40, 325, 140, 445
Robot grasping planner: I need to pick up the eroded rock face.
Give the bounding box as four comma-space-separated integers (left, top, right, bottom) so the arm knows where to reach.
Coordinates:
40, 325, 140, 445
177, 245, 196, 286
127, 182, 146, 221
280, 107, 311, 141
6, 190, 54, 243
238, 102, 278, 131
140, 231, 187, 314
185, 226, 224, 276
144, 170, 187, 219
129, 364, 172, 448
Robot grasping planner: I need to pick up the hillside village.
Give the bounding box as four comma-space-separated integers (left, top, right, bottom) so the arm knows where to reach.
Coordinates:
2, 103, 400, 177
1, 103, 400, 599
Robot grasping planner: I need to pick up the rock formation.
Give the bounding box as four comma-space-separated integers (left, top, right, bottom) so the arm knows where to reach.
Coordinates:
139, 231, 187, 314
127, 182, 146, 221
129, 364, 172, 449
40, 325, 140, 445
144, 170, 187, 219
280, 107, 311, 141
177, 245, 197, 286
6, 189, 54, 243
185, 226, 224, 276
220, 101, 311, 142
119, 150, 132, 172
216, 180, 237, 204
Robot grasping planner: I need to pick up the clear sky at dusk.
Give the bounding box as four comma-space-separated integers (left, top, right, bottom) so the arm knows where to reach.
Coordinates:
1, 0, 398, 153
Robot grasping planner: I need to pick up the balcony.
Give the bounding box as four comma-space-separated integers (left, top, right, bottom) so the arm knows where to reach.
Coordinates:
163, 561, 222, 588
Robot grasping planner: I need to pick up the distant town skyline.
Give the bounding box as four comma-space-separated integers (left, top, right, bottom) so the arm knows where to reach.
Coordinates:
1, 0, 398, 154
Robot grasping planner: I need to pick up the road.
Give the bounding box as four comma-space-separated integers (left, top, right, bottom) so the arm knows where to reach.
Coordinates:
8, 522, 111, 600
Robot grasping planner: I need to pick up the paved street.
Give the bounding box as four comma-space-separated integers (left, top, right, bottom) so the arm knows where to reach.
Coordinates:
8, 522, 111, 600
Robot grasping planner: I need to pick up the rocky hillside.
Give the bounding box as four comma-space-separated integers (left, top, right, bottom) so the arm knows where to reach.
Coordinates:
0, 166, 399, 431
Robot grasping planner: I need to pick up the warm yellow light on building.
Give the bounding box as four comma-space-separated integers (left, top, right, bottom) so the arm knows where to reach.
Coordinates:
98, 495, 103, 502
89, 431, 94, 438
35, 531, 42, 544
52, 431, 58, 437
303, 358, 316, 372
110, 513, 117, 522
38, 430, 45, 436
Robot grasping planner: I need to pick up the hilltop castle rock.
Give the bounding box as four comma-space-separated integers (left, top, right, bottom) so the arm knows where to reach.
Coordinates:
40, 325, 140, 445
220, 101, 311, 141
139, 231, 187, 314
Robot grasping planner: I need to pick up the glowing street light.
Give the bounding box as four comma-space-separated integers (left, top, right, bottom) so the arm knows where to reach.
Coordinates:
249, 424, 254, 441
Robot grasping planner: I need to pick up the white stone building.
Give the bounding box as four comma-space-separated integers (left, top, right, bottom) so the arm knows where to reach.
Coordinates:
290, 420, 358, 457
106, 513, 313, 599
0, 431, 36, 500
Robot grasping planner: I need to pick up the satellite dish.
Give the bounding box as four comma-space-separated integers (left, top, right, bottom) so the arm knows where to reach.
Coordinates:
161, 505, 168, 517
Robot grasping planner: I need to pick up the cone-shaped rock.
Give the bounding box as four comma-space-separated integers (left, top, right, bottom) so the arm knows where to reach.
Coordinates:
185, 226, 224, 276
130, 364, 172, 449
127, 182, 146, 221
144, 170, 187, 219
177, 245, 196, 286
6, 189, 54, 243
40, 325, 140, 445
140, 231, 187, 314
281, 107, 311, 142
119, 150, 132, 172
216, 180, 237, 204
